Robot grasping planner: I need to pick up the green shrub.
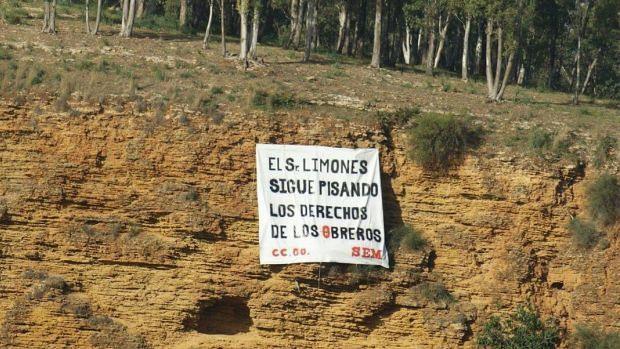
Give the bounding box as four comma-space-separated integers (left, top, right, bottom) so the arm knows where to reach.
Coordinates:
593, 135, 616, 168
1, 5, 27, 25
269, 91, 296, 108
251, 90, 269, 107
573, 324, 620, 349
567, 218, 599, 249
528, 129, 553, 152
586, 174, 620, 226
29, 67, 45, 86
407, 113, 482, 172
377, 107, 420, 128
477, 305, 559, 349
388, 225, 426, 253
210, 86, 224, 95
0, 47, 12, 60
417, 282, 454, 303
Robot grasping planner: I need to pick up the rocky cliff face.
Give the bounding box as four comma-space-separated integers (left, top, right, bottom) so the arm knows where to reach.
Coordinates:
0, 98, 617, 348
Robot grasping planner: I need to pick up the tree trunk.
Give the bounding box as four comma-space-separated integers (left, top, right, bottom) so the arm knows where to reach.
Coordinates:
425, 27, 435, 75
203, 0, 214, 49
48, 0, 57, 33
485, 19, 495, 99
433, 13, 450, 69
572, 35, 581, 104
249, 1, 260, 59
121, 0, 129, 35
125, 0, 137, 36
42, 0, 50, 32
303, 0, 317, 62
85, 0, 103, 35
85, 0, 91, 34
402, 25, 411, 64
461, 15, 471, 80
517, 63, 525, 85
285, 0, 299, 48
238, 0, 249, 61
337, 2, 347, 53
293, 0, 306, 49
370, 0, 382, 68
92, 0, 102, 34
136, 0, 145, 18
355, 0, 367, 58
220, 0, 227, 56
179, 0, 187, 28
492, 26, 503, 97
495, 51, 515, 101
580, 56, 597, 95
474, 22, 482, 75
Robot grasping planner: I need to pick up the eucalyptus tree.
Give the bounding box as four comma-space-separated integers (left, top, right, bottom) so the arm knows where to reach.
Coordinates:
249, 0, 262, 59
203, 0, 215, 49
303, 0, 318, 62
370, 0, 383, 68
85, 0, 103, 35
238, 0, 250, 61
42, 0, 57, 34
120, 0, 137, 37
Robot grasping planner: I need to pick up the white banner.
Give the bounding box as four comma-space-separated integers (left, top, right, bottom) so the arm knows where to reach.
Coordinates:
256, 144, 388, 268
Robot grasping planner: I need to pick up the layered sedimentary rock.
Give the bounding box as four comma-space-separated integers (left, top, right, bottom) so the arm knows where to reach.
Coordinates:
0, 98, 617, 348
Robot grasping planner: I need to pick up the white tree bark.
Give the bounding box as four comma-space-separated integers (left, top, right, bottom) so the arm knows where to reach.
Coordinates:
136, 0, 145, 18
203, 0, 214, 49
337, 2, 347, 52
220, 0, 227, 56
485, 19, 495, 99
461, 15, 471, 80
492, 26, 503, 97
402, 25, 411, 65
474, 25, 482, 75
249, 1, 260, 59
85, 0, 103, 35
120, 0, 136, 37
285, 0, 299, 48
580, 56, 597, 95
303, 0, 317, 62
42, 0, 50, 32
496, 51, 515, 101
293, 0, 306, 49
179, 0, 188, 28
370, 0, 382, 68
433, 13, 450, 69
238, 0, 249, 61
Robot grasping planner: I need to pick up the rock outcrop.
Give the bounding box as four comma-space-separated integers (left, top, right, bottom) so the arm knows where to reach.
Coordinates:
0, 98, 617, 348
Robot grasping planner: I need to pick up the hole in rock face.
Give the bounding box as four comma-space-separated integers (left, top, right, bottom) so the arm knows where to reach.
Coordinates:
184, 296, 253, 335
550, 281, 564, 290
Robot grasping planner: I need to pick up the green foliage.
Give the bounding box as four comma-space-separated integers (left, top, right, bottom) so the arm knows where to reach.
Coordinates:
210, 86, 224, 95
251, 90, 298, 109
417, 282, 454, 303
527, 129, 554, 152
586, 174, 620, 226
573, 324, 620, 349
377, 107, 421, 129
388, 225, 426, 253
0, 47, 12, 60
28, 67, 45, 86
1, 0, 28, 25
593, 135, 617, 168
251, 90, 269, 107
269, 91, 296, 108
477, 305, 559, 349
567, 218, 599, 249
407, 113, 482, 172
152, 66, 167, 82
